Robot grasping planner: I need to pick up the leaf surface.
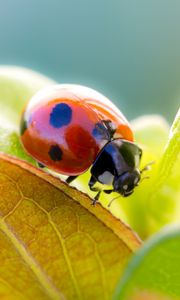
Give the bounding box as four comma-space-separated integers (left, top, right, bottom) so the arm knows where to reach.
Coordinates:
0, 66, 55, 162
0, 154, 141, 300
113, 225, 180, 300
146, 108, 180, 235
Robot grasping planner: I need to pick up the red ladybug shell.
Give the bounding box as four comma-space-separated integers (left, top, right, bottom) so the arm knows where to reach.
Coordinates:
20, 85, 134, 175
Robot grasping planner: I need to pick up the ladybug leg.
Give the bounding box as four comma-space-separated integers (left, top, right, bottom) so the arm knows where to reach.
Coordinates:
92, 191, 101, 205
88, 175, 97, 188
88, 175, 101, 205
66, 175, 78, 184
103, 189, 113, 194
92, 189, 113, 205
37, 162, 45, 168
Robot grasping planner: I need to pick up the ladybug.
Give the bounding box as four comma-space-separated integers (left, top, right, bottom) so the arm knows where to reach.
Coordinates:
20, 84, 143, 205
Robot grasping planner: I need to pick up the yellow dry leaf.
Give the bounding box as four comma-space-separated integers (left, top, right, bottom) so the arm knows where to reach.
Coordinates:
0, 154, 141, 300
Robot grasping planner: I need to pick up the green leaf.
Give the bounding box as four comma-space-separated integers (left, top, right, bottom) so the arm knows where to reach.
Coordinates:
147, 108, 180, 235
113, 225, 180, 300
151, 108, 180, 194
0, 66, 55, 161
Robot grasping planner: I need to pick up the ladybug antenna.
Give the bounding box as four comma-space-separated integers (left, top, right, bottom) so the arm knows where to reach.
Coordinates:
140, 161, 155, 174
141, 175, 150, 183
108, 195, 121, 208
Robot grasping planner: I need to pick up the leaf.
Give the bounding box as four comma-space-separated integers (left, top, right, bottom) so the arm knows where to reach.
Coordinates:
132, 114, 170, 156
149, 108, 180, 195
0, 66, 55, 162
113, 225, 180, 300
146, 108, 180, 235
0, 66, 55, 123
0, 153, 141, 300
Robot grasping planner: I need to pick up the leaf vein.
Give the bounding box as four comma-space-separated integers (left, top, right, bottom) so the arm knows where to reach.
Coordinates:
25, 197, 83, 300
0, 219, 65, 300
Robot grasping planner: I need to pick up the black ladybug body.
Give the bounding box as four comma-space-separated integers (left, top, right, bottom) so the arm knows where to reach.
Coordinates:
67, 138, 142, 204
88, 139, 142, 202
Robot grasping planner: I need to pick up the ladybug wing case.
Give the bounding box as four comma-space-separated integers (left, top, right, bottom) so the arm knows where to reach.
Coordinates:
20, 85, 134, 176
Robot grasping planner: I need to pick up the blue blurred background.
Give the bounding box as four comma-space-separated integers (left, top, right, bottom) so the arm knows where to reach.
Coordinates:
0, 0, 179, 122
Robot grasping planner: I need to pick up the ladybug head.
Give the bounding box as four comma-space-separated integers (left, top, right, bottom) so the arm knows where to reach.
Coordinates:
113, 169, 141, 197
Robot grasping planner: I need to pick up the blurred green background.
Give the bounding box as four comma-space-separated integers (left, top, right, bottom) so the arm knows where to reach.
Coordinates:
0, 0, 180, 121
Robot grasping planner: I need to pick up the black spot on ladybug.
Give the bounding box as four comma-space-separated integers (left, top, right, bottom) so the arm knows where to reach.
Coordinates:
48, 145, 63, 161
50, 103, 72, 128
20, 118, 28, 135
